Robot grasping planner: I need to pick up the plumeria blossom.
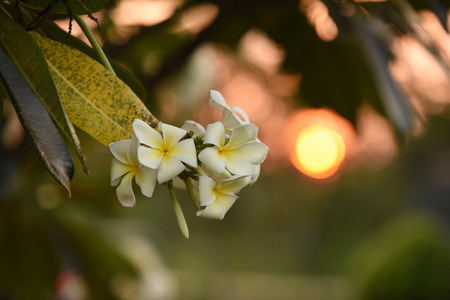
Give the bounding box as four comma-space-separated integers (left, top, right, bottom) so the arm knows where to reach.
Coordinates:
209, 90, 265, 183
109, 90, 269, 237
133, 119, 197, 183
210, 90, 249, 129
197, 175, 251, 220
110, 134, 157, 207
198, 121, 268, 176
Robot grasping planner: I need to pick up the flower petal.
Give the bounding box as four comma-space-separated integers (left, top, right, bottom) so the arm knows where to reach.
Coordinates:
111, 158, 134, 185
182, 120, 205, 137
116, 172, 136, 207
133, 119, 164, 149
138, 146, 163, 169
209, 90, 228, 111
220, 176, 251, 195
230, 106, 250, 123
170, 138, 197, 167
204, 122, 225, 146
198, 147, 226, 175
225, 154, 257, 176
127, 134, 140, 165
198, 176, 216, 206
231, 141, 269, 164
221, 109, 244, 129
196, 203, 224, 220
226, 124, 259, 149
135, 167, 157, 198
157, 155, 186, 183
216, 192, 238, 216
196, 193, 238, 220
250, 165, 261, 185
110, 139, 132, 164
160, 122, 188, 149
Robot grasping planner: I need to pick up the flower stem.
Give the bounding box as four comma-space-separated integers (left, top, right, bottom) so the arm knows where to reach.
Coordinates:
73, 15, 116, 75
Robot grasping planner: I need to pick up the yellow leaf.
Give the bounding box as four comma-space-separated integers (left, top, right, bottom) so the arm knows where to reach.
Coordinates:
31, 33, 158, 146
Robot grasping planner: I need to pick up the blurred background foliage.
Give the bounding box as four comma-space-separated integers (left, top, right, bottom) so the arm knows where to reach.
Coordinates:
2, 0, 450, 299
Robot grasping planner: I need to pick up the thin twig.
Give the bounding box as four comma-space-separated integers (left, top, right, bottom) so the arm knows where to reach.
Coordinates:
73, 15, 115, 75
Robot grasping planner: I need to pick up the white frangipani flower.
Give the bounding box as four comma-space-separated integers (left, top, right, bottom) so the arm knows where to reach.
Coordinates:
108, 90, 269, 236
198, 121, 268, 176
110, 134, 157, 207
133, 119, 197, 183
209, 90, 268, 182
209, 90, 249, 129
197, 175, 251, 220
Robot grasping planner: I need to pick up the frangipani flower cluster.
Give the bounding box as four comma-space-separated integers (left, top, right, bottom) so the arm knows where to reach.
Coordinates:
109, 90, 269, 238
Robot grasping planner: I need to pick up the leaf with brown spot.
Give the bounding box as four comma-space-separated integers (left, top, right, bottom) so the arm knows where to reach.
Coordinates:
31, 33, 159, 146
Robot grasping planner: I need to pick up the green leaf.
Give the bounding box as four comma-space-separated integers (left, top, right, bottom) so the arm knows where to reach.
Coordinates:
0, 46, 74, 196
31, 33, 159, 146
19, 0, 109, 15
0, 7, 89, 174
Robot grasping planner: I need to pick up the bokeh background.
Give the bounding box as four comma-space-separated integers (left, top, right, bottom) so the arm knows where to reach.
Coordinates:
2, 0, 450, 299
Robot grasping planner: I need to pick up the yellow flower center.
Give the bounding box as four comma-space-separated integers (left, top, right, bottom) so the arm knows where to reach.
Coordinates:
130, 164, 140, 175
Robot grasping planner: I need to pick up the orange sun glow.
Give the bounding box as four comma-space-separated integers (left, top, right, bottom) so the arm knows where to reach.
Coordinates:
286, 108, 355, 179
292, 125, 346, 179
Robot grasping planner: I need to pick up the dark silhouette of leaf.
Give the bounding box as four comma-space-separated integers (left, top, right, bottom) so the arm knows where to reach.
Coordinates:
350, 12, 414, 134
0, 46, 74, 196
0, 8, 89, 174
19, 0, 109, 15
360, 0, 450, 75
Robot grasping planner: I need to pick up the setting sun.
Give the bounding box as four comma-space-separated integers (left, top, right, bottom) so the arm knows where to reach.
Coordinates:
292, 125, 346, 179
